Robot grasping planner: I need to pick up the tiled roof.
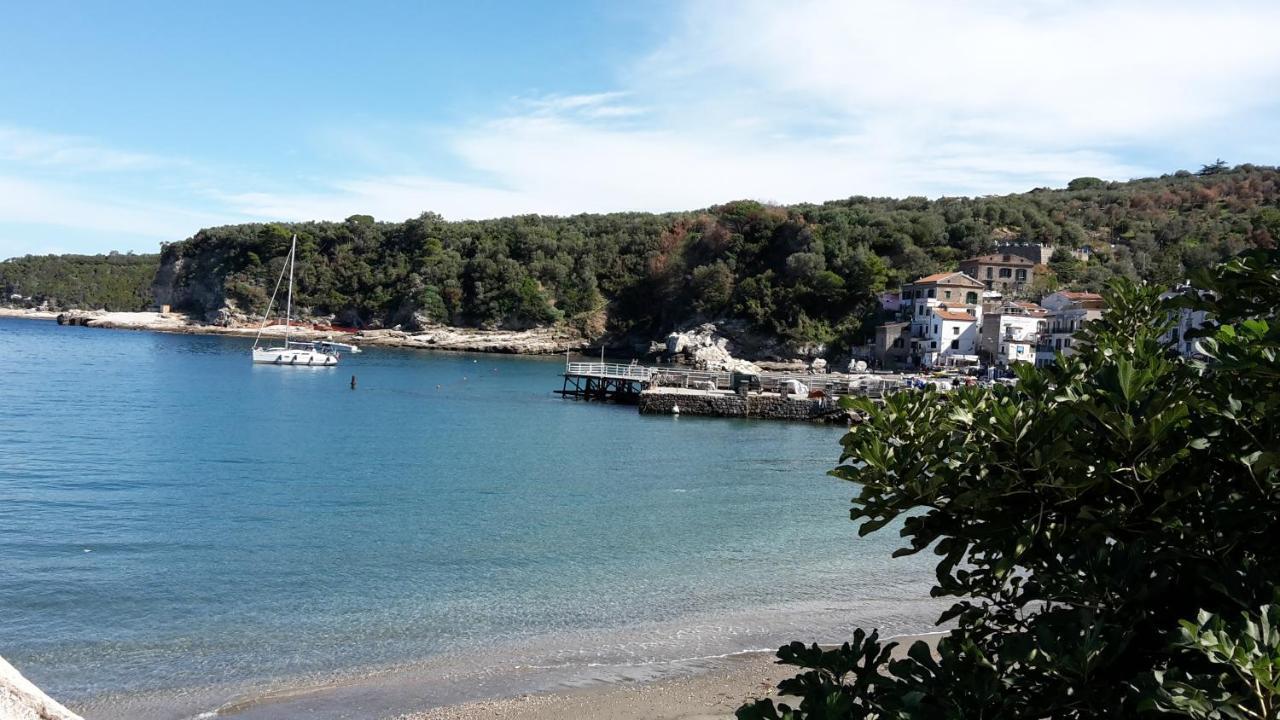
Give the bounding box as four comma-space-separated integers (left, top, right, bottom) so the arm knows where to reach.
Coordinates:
934, 309, 976, 321
910, 271, 985, 287
916, 271, 956, 283
1059, 291, 1103, 300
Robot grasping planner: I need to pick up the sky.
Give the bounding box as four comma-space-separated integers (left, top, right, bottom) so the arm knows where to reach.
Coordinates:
2, 0, 1279, 256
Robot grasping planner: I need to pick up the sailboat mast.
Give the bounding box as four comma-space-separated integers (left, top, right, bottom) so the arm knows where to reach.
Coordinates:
285, 234, 295, 347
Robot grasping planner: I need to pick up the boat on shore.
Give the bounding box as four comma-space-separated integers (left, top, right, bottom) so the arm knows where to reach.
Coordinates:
251, 235, 339, 366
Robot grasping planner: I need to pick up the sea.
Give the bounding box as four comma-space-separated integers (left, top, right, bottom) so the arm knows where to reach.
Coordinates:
0, 317, 943, 719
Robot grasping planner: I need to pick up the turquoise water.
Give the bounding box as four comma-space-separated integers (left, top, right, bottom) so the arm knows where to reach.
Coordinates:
0, 317, 940, 719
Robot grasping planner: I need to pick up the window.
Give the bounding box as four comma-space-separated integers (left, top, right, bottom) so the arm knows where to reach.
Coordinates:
952, 326, 959, 335
986, 267, 993, 279
930, 341, 937, 349
927, 288, 936, 298
999, 268, 1012, 278
1015, 269, 1027, 281
966, 291, 978, 304
944, 290, 952, 299
933, 325, 939, 335
950, 339, 959, 350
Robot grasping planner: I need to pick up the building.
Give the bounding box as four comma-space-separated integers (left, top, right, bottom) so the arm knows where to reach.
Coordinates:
870, 320, 911, 368
1040, 291, 1104, 313
1159, 285, 1212, 358
900, 271, 984, 367
900, 271, 985, 325
878, 291, 902, 313
912, 308, 980, 367
995, 242, 1090, 265
1035, 293, 1106, 366
877, 271, 983, 368
979, 302, 1047, 367
959, 253, 1037, 293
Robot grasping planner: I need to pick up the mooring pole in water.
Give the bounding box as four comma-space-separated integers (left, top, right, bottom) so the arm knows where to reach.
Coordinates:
350, 375, 357, 390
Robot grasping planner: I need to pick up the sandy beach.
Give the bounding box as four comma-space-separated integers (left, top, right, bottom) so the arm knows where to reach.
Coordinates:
399, 634, 942, 720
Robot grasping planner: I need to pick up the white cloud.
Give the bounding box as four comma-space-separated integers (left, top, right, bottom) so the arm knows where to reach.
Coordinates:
0, 126, 171, 173
0, 175, 225, 241
229, 1, 1280, 223
5, 0, 1280, 253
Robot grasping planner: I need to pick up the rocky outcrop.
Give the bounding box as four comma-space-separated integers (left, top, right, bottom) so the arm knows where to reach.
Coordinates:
150, 249, 225, 317
661, 324, 762, 374
0, 655, 83, 720
356, 325, 590, 354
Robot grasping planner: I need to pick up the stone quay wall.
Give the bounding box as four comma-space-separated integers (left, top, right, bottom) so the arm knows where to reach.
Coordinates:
637, 389, 836, 421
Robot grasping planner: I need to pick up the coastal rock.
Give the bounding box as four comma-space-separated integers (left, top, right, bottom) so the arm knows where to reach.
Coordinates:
0, 655, 83, 720
663, 324, 762, 374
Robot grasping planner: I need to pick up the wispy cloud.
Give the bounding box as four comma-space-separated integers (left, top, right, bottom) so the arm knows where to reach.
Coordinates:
0, 175, 226, 240
225, 1, 1280, 224
4, 0, 1280, 254
0, 126, 171, 173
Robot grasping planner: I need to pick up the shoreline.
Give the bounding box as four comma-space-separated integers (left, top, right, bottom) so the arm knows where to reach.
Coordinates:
399, 632, 944, 720
0, 307, 592, 355
69, 631, 944, 720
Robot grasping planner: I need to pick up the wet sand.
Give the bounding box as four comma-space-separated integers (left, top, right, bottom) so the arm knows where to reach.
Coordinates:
399, 634, 942, 720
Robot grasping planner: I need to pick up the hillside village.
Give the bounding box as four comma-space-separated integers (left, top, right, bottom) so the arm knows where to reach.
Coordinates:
860, 242, 1205, 370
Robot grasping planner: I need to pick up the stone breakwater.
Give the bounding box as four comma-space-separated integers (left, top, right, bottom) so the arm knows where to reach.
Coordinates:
637, 388, 850, 422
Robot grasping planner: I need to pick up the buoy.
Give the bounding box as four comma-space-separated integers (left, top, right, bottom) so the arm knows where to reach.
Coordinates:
350, 375, 357, 390
672, 403, 681, 415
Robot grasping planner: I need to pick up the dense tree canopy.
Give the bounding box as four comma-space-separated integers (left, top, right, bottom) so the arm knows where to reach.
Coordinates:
0, 252, 158, 311
738, 248, 1280, 718
6, 165, 1278, 353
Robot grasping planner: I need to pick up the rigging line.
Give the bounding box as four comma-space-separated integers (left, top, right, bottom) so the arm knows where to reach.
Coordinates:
253, 239, 292, 350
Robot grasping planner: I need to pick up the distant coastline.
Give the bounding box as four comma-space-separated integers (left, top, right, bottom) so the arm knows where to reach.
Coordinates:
0, 307, 591, 355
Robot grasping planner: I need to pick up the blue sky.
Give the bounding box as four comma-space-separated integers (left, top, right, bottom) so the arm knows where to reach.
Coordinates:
2, 0, 1279, 256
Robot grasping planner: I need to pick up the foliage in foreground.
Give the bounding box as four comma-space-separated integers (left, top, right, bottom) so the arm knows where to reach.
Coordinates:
739, 249, 1280, 718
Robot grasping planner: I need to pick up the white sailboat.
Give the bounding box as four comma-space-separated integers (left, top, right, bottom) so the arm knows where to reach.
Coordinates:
251, 235, 339, 366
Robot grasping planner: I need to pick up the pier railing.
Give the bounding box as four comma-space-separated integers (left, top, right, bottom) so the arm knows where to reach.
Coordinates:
564, 362, 655, 381
564, 359, 918, 400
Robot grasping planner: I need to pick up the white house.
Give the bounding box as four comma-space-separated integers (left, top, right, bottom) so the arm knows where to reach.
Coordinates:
980, 302, 1048, 367
1159, 285, 1212, 358
913, 308, 980, 367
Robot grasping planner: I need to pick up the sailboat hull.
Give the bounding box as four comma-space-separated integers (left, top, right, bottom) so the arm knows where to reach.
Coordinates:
252, 348, 339, 366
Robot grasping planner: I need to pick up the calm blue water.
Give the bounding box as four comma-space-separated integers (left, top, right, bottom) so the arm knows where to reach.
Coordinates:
0, 317, 940, 719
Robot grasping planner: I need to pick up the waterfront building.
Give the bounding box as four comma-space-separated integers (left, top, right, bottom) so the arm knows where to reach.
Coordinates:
916, 308, 981, 367
870, 320, 911, 368
896, 271, 984, 367
979, 302, 1048, 367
